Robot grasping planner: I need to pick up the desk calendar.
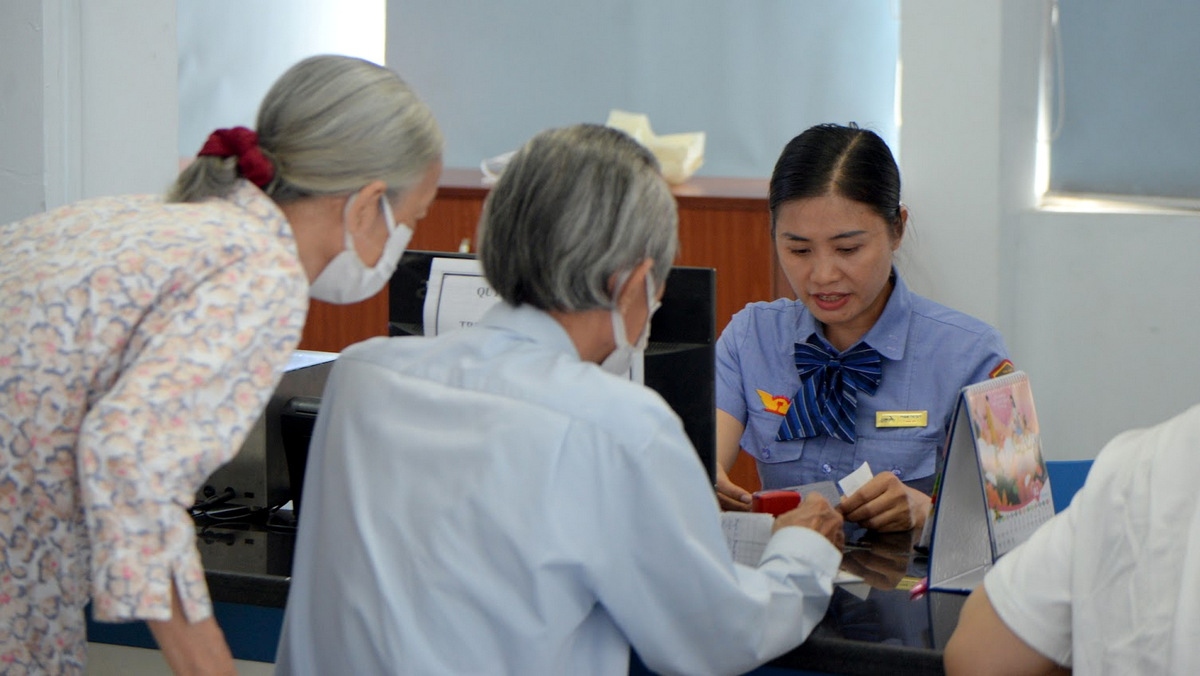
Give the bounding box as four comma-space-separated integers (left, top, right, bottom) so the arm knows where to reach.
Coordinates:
927, 371, 1056, 593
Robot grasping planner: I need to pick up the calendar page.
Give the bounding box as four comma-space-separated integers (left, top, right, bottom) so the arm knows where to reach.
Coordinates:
962, 372, 1055, 557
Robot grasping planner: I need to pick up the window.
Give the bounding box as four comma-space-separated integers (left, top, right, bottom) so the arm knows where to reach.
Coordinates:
1046, 0, 1200, 202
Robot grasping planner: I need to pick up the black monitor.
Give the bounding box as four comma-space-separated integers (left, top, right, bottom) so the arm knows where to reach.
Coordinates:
388, 250, 717, 482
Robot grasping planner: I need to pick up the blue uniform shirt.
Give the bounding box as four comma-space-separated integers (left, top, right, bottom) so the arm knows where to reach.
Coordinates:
716, 272, 1010, 493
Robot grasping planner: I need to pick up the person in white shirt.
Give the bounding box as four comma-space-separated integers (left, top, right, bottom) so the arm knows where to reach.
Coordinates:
944, 403, 1200, 675
275, 123, 846, 676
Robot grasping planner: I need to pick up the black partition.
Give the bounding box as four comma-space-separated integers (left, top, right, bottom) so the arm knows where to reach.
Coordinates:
388, 251, 717, 482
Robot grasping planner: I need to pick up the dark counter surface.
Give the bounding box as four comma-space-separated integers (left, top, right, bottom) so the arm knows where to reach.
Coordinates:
763, 528, 965, 676
196, 512, 296, 608
195, 514, 965, 675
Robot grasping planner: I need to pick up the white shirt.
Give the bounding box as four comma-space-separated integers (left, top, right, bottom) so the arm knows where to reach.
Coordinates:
276, 302, 841, 676
984, 402, 1200, 675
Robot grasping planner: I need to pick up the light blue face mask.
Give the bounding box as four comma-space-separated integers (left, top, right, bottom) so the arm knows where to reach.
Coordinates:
309, 193, 413, 305
601, 271, 661, 376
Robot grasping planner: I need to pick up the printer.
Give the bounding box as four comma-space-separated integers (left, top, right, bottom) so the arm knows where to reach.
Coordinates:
195, 351, 336, 514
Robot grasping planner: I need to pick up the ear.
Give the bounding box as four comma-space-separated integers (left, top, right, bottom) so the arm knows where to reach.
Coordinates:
344, 180, 390, 237
892, 204, 909, 251
612, 258, 656, 310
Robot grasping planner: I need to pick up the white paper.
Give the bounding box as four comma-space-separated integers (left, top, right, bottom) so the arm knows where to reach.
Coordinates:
782, 480, 841, 506
285, 350, 338, 372
721, 512, 871, 595
720, 512, 775, 566
422, 257, 502, 336
834, 569, 865, 585
838, 462, 874, 498
834, 570, 871, 599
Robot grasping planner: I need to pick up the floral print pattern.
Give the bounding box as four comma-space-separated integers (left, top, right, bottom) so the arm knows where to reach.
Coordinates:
0, 181, 308, 673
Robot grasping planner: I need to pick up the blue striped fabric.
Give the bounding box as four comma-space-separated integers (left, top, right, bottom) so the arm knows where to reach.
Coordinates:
776, 339, 882, 444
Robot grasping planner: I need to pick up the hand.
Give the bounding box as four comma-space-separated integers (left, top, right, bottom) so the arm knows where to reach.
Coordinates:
146, 582, 236, 676
837, 472, 931, 533
714, 464, 753, 512
774, 493, 845, 551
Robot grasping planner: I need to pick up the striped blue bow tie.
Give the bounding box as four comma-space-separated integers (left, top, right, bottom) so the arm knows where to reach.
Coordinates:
777, 339, 882, 444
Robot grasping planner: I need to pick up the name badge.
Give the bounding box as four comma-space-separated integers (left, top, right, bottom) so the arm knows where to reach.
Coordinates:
876, 411, 928, 428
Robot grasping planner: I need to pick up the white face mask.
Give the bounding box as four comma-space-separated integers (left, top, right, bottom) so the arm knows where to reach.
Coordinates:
601, 271, 661, 376
309, 193, 413, 305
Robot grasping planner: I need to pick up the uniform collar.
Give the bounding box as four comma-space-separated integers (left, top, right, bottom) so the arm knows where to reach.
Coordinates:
479, 301, 581, 360
795, 268, 912, 361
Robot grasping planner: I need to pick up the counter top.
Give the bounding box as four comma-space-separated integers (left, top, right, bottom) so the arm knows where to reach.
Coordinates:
196, 516, 963, 675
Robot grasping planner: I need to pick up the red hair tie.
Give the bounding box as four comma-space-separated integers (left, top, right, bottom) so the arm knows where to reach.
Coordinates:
197, 126, 275, 188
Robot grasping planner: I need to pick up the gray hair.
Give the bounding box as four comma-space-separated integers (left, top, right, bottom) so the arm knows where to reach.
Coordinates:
168, 54, 443, 203
478, 124, 678, 312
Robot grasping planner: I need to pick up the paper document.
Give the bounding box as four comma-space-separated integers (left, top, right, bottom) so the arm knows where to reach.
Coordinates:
285, 350, 338, 372
838, 462, 874, 498
422, 257, 502, 336
721, 512, 774, 566
784, 480, 841, 506
720, 512, 868, 592
834, 570, 870, 600
834, 569, 864, 584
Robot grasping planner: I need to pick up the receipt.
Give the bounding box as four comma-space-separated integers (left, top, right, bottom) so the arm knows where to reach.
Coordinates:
838, 462, 874, 498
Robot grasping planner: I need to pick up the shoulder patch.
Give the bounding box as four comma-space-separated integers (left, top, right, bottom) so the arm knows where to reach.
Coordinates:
989, 359, 1015, 378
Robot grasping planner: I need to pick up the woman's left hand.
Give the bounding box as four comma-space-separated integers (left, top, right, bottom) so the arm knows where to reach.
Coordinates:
837, 472, 930, 532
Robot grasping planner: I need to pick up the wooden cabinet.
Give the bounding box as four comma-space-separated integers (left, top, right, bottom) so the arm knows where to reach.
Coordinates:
409, 168, 788, 331
297, 168, 780, 491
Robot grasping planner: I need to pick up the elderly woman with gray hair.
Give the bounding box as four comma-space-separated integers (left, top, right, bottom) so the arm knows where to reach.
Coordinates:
276, 123, 845, 676
0, 54, 441, 674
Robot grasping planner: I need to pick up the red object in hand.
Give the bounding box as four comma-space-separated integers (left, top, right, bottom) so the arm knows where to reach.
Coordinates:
751, 490, 801, 516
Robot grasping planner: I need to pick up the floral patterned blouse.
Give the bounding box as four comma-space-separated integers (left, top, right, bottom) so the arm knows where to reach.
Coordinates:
0, 181, 308, 673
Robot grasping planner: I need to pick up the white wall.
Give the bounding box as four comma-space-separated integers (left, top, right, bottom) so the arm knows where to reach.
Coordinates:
78, 3, 178, 199
0, 1, 177, 224
177, 0, 385, 159
896, 1, 1006, 327
1, 0, 388, 221
386, 0, 899, 178
0, 2, 48, 224
1011, 210, 1200, 458
899, 0, 1200, 460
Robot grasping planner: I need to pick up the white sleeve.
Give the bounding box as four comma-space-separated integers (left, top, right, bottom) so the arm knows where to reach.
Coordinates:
583, 420, 841, 676
983, 494, 1077, 667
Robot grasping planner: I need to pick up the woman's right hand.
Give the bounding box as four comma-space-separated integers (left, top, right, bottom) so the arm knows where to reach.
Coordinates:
715, 464, 753, 511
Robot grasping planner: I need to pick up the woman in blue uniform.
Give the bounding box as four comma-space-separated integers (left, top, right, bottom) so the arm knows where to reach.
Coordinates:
714, 123, 1012, 532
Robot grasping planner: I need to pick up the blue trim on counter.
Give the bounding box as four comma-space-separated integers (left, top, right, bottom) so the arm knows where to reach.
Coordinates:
86, 601, 284, 663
